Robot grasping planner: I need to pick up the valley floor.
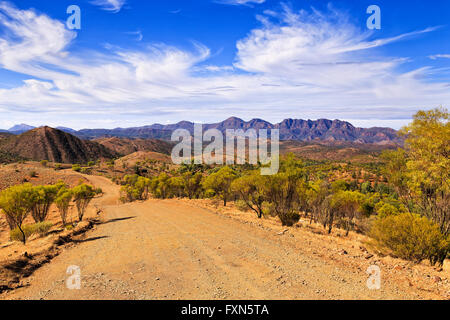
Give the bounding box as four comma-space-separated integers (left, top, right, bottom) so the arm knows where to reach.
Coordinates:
1, 175, 449, 300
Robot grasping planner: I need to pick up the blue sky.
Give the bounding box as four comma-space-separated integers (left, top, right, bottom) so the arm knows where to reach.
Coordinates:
0, 0, 449, 129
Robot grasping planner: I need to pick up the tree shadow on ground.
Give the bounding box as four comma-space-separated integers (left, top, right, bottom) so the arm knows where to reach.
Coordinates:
99, 216, 136, 225
72, 236, 109, 244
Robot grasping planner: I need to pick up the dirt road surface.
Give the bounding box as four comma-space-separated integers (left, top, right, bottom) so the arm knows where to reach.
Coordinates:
2, 175, 447, 300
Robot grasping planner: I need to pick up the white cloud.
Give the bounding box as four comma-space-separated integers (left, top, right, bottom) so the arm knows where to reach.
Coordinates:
90, 0, 126, 13
0, 2, 448, 129
429, 54, 450, 60
216, 0, 266, 6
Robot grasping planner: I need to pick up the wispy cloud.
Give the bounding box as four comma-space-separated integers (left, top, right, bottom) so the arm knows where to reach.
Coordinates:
215, 0, 266, 6
90, 0, 126, 13
0, 2, 448, 129
124, 30, 143, 41
429, 54, 450, 60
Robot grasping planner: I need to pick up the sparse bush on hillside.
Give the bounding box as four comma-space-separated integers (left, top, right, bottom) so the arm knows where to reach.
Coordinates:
40, 160, 48, 167
72, 164, 81, 172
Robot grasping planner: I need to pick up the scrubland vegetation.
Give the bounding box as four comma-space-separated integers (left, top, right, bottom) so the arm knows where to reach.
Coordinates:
0, 181, 101, 244
0, 108, 447, 268
115, 108, 449, 266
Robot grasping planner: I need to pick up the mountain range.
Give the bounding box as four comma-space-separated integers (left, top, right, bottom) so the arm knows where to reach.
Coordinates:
1, 117, 403, 144
0, 127, 174, 164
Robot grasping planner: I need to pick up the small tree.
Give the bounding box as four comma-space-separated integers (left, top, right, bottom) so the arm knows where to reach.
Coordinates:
263, 155, 305, 226
31, 184, 62, 222
55, 187, 73, 226
182, 172, 203, 199
202, 166, 236, 206
306, 180, 331, 226
0, 183, 36, 244
231, 172, 267, 218
400, 107, 449, 236
330, 191, 364, 236
72, 184, 96, 221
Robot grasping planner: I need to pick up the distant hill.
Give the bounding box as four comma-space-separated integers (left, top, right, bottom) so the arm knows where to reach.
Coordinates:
3, 117, 403, 144
8, 123, 36, 134
56, 126, 78, 134
0, 127, 118, 164
94, 137, 174, 156
75, 127, 172, 140
279, 140, 396, 163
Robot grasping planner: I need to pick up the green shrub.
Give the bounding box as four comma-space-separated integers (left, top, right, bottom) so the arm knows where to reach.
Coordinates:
80, 167, 92, 174
235, 200, 250, 212
370, 213, 449, 265
33, 221, 53, 236
72, 164, 81, 172
10, 225, 35, 242
262, 201, 276, 217
10, 222, 53, 242
281, 212, 301, 227
40, 160, 48, 167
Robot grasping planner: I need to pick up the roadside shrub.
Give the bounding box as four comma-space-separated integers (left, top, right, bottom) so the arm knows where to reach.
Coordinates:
31, 184, 62, 223
33, 221, 53, 236
72, 184, 96, 221
120, 175, 150, 202
80, 167, 91, 174
235, 200, 250, 212
10, 222, 53, 242
72, 164, 81, 172
262, 201, 276, 218
10, 225, 35, 242
56, 187, 73, 226
370, 213, 449, 265
281, 212, 301, 227
0, 183, 36, 244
